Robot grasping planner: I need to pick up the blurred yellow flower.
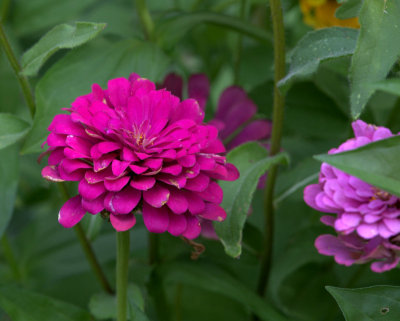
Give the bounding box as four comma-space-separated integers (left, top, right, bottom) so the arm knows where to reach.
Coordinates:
300, 0, 359, 29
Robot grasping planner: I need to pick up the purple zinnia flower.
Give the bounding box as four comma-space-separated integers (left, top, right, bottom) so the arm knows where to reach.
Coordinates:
160, 73, 272, 239
41, 73, 239, 239
304, 120, 400, 272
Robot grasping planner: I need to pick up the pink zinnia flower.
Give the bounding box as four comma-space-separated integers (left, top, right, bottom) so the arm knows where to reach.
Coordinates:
304, 120, 400, 272
41, 73, 239, 238
160, 73, 272, 239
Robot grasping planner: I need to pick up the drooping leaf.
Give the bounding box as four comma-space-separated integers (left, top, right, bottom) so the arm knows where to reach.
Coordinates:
0, 113, 30, 150
89, 284, 148, 321
21, 39, 170, 154
327, 285, 400, 321
21, 22, 106, 77
336, 0, 363, 19
156, 12, 272, 48
215, 142, 288, 258
0, 145, 20, 237
315, 136, 400, 197
161, 261, 288, 321
278, 27, 358, 94
350, 0, 400, 118
0, 285, 91, 321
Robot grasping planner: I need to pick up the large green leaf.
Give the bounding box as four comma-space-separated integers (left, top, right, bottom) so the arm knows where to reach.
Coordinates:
350, 0, 400, 118
21, 22, 106, 77
0, 113, 30, 150
0, 145, 19, 237
336, 0, 363, 19
327, 286, 400, 321
315, 136, 400, 197
278, 28, 358, 94
215, 142, 288, 258
161, 261, 288, 321
89, 284, 149, 321
22, 39, 169, 154
373, 78, 400, 97
155, 12, 272, 47
0, 285, 91, 321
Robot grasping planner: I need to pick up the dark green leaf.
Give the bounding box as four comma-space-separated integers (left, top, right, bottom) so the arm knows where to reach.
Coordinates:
336, 0, 363, 19
278, 27, 358, 94
0, 113, 30, 150
350, 0, 400, 118
161, 261, 288, 321
21, 22, 106, 77
215, 142, 288, 258
0, 285, 91, 321
89, 284, 148, 321
156, 12, 272, 47
327, 285, 400, 321
22, 39, 170, 154
315, 136, 400, 197
0, 145, 19, 237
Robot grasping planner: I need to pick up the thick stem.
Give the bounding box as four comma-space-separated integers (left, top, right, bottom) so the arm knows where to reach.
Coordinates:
256, 0, 286, 297
135, 0, 155, 41
58, 183, 113, 294
0, 22, 35, 117
234, 0, 247, 84
116, 231, 130, 321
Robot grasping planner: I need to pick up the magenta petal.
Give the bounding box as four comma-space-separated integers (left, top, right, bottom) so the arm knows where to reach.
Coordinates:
188, 74, 210, 110
58, 195, 86, 228
171, 99, 204, 124
104, 187, 141, 214
227, 120, 272, 150
104, 176, 130, 192
167, 188, 188, 214
143, 185, 170, 208
184, 191, 205, 214
82, 194, 106, 214
112, 160, 130, 176
185, 173, 210, 192
182, 215, 201, 239
168, 212, 187, 236
42, 165, 64, 182
216, 86, 248, 120
161, 73, 183, 99
198, 181, 223, 204
78, 179, 105, 200
110, 213, 136, 232
199, 203, 226, 221
142, 202, 169, 233
130, 176, 156, 191
304, 184, 326, 212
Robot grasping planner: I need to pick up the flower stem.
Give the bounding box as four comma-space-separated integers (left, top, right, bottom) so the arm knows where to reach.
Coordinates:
234, 0, 247, 84
135, 0, 155, 41
0, 22, 35, 117
58, 183, 113, 294
256, 0, 286, 297
116, 230, 130, 321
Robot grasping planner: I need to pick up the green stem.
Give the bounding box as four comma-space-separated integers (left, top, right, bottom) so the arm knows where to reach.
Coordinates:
148, 233, 159, 265
234, 0, 247, 84
135, 0, 155, 41
116, 231, 130, 321
0, 0, 11, 22
256, 0, 286, 297
1, 234, 20, 280
58, 183, 113, 294
0, 22, 35, 117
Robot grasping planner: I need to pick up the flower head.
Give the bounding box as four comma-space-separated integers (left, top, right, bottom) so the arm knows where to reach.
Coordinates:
300, 0, 359, 29
304, 120, 400, 272
41, 73, 239, 238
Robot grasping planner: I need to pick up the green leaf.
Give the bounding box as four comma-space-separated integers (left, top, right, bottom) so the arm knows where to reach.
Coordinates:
215, 142, 288, 258
373, 78, 400, 97
161, 261, 288, 321
22, 39, 170, 154
350, 0, 400, 118
156, 12, 272, 47
0, 285, 91, 321
336, 0, 363, 19
327, 285, 400, 321
278, 27, 358, 94
0, 145, 19, 237
0, 113, 30, 150
315, 136, 400, 197
21, 22, 106, 77
89, 284, 148, 321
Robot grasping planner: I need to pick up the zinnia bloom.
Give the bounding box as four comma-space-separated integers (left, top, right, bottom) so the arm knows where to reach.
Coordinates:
41, 73, 239, 239
160, 73, 272, 238
300, 0, 359, 29
304, 120, 400, 272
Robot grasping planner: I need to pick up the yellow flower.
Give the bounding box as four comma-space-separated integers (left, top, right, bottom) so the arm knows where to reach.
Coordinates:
300, 0, 359, 29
